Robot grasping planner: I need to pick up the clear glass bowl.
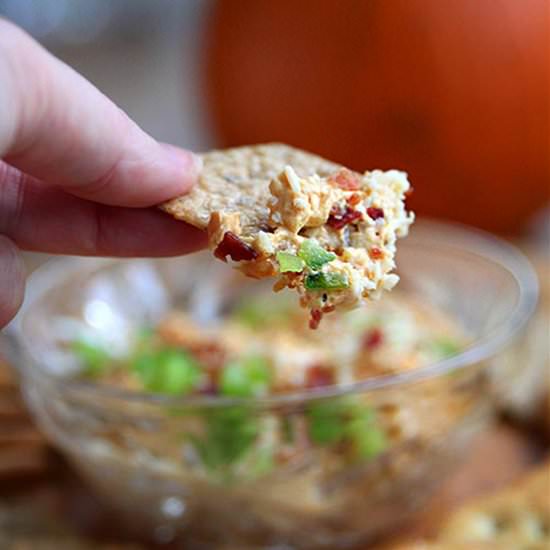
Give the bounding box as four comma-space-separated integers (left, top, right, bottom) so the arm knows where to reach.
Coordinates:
6, 221, 538, 549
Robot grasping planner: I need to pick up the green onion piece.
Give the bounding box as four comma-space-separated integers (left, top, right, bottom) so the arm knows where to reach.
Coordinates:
232, 295, 295, 329
307, 399, 386, 460
233, 301, 268, 328
133, 348, 201, 395
135, 326, 154, 345
71, 339, 110, 377
220, 355, 271, 397
248, 446, 275, 477
308, 410, 346, 444
307, 399, 350, 444
353, 427, 387, 459
191, 406, 259, 471
347, 409, 387, 459
298, 239, 336, 270
305, 272, 349, 290
276, 251, 306, 273
433, 337, 461, 358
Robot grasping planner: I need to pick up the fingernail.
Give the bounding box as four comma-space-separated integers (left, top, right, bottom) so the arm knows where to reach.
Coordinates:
190, 152, 203, 173
160, 143, 202, 192
162, 143, 201, 171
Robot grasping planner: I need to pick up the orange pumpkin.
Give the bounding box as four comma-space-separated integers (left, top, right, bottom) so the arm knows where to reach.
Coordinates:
205, 0, 549, 233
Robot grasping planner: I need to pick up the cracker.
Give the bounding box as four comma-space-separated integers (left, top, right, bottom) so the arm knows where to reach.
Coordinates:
0, 535, 142, 549
384, 461, 550, 550
438, 460, 550, 548
160, 143, 340, 232
161, 143, 414, 327
0, 444, 50, 480
384, 543, 494, 549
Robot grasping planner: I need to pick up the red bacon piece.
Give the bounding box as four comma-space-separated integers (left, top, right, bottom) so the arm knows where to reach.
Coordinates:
369, 246, 384, 260
214, 232, 259, 262
309, 309, 323, 330
366, 207, 384, 220
363, 327, 384, 350
327, 206, 362, 230
347, 193, 361, 206
328, 169, 361, 191
305, 364, 335, 388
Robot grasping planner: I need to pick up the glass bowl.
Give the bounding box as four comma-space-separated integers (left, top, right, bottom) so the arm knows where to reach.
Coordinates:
6, 221, 538, 549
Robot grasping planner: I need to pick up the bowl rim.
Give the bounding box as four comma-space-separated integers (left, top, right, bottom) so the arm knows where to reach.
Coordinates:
8, 219, 539, 408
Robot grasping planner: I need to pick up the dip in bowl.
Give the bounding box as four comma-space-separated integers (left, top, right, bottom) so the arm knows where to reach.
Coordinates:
7, 221, 537, 549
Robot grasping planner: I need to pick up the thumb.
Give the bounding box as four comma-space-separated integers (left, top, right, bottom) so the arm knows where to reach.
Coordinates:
0, 19, 200, 208
0, 235, 25, 328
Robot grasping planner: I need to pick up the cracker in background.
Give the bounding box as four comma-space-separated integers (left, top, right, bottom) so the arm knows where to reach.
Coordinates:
439, 460, 550, 548
382, 460, 550, 550
385, 543, 494, 549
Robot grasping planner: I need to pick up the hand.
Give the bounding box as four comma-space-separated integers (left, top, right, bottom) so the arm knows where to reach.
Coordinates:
0, 19, 206, 328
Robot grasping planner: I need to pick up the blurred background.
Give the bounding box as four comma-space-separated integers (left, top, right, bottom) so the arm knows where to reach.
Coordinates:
1, 0, 548, 237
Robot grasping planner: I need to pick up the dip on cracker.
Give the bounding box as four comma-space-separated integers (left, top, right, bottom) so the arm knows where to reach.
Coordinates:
161, 144, 414, 327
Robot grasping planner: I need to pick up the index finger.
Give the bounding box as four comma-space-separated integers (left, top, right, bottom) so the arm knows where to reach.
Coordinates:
0, 18, 201, 207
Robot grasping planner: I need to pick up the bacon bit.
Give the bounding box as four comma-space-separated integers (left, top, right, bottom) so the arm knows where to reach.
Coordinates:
327, 206, 362, 230
273, 278, 287, 292
275, 271, 301, 291
367, 207, 384, 220
198, 380, 218, 395
328, 169, 361, 190
369, 246, 384, 260
305, 364, 335, 388
363, 327, 384, 350
347, 193, 361, 206
214, 231, 259, 262
321, 304, 336, 314
190, 343, 226, 371
309, 309, 323, 330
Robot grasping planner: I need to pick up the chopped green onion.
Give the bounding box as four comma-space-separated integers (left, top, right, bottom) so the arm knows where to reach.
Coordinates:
135, 326, 154, 345
307, 399, 354, 444
306, 399, 386, 460
298, 239, 336, 270
432, 337, 461, 358
305, 272, 349, 290
353, 426, 386, 459
308, 405, 348, 444
191, 406, 259, 471
248, 446, 275, 477
233, 301, 268, 328
276, 251, 306, 273
133, 348, 201, 395
347, 410, 387, 459
220, 355, 271, 397
232, 295, 295, 329
71, 339, 110, 377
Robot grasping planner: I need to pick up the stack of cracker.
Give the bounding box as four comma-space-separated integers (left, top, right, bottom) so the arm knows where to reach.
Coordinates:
0, 356, 51, 482
0, 357, 145, 547
386, 460, 550, 549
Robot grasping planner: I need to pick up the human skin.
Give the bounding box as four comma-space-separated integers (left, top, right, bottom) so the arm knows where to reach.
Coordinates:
0, 18, 206, 328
